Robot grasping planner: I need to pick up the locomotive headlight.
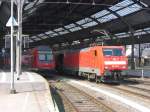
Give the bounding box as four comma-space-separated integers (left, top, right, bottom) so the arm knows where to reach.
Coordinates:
122, 66, 126, 68
105, 66, 108, 69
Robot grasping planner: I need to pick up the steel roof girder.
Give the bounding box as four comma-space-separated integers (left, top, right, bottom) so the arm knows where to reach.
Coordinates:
106, 8, 133, 31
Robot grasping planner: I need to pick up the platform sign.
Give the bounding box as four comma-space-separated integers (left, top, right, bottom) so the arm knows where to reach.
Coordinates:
4, 35, 29, 48
1, 48, 5, 57
5, 36, 11, 48
2, 48, 5, 53
6, 16, 18, 27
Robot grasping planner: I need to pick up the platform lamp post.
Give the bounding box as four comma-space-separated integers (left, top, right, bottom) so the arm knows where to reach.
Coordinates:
10, 0, 16, 94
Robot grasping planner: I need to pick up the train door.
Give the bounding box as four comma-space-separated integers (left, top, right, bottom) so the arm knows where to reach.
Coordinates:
55, 54, 64, 72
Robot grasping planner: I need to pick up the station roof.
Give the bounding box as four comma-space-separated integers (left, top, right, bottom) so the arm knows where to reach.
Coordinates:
0, 0, 150, 49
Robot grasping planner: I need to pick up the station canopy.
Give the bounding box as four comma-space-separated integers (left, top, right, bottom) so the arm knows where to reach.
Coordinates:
0, 0, 150, 49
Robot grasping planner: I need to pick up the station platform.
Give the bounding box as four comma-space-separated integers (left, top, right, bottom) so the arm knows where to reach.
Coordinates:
0, 70, 59, 112
125, 68, 150, 77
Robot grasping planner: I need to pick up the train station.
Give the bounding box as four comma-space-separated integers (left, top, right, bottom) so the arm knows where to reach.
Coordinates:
0, 0, 150, 112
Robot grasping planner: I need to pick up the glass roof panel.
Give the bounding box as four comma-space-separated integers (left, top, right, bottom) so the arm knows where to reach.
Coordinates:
45, 31, 54, 34
115, 32, 129, 38
82, 21, 98, 28
31, 36, 36, 39
134, 31, 146, 36
109, 0, 134, 11
144, 27, 150, 31
34, 38, 41, 41
115, 32, 127, 36
65, 23, 76, 29
97, 14, 117, 23
116, 4, 142, 16
59, 31, 69, 35
41, 36, 48, 39
70, 27, 82, 32
91, 10, 110, 19
29, 40, 33, 42
135, 29, 143, 32
53, 33, 58, 36
117, 34, 129, 38
38, 34, 44, 37
146, 31, 150, 33
50, 35, 55, 37
76, 18, 92, 25
54, 28, 64, 32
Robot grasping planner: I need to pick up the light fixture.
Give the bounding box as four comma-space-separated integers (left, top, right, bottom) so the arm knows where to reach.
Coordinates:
66, 0, 70, 4
92, 0, 95, 5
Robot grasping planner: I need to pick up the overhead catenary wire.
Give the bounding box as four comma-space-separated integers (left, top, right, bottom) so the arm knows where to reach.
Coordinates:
6, 0, 150, 10
23, 1, 150, 10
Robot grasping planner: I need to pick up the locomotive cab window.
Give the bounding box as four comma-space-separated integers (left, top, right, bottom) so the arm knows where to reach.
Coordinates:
103, 48, 123, 56
39, 54, 46, 61
38, 51, 53, 62
103, 49, 113, 56
113, 48, 123, 56
47, 54, 53, 60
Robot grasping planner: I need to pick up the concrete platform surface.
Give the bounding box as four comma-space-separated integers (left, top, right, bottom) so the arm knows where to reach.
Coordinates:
0, 70, 59, 112
126, 69, 150, 77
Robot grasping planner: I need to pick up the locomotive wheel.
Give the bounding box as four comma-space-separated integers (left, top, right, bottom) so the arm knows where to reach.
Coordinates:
95, 76, 99, 83
112, 72, 114, 79
118, 72, 123, 80
113, 72, 117, 80
88, 74, 90, 81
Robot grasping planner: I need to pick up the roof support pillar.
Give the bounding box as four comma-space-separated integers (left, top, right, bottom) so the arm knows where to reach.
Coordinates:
16, 0, 26, 80
130, 28, 136, 70
138, 42, 141, 67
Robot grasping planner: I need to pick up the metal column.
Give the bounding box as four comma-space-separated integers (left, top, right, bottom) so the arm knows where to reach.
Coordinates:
10, 0, 16, 94
139, 43, 141, 67
16, 0, 24, 79
130, 29, 135, 70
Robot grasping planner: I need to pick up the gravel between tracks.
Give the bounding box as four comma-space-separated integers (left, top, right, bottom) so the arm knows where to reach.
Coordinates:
46, 73, 150, 112
49, 81, 115, 112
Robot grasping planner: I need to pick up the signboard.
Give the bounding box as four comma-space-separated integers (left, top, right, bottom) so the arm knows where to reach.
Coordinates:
4, 35, 29, 48
6, 16, 18, 27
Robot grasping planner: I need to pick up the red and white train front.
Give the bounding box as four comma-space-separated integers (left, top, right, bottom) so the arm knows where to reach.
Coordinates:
34, 50, 55, 70
102, 46, 128, 80
22, 46, 55, 71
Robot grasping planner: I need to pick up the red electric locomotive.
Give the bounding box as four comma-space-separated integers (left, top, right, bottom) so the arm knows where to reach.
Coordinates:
22, 46, 55, 71
57, 46, 128, 82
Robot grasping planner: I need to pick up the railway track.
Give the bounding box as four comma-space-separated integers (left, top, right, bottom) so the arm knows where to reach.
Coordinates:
99, 83, 150, 100
49, 81, 115, 112
40, 71, 150, 111
124, 85, 150, 93
113, 86, 150, 99
122, 79, 150, 86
